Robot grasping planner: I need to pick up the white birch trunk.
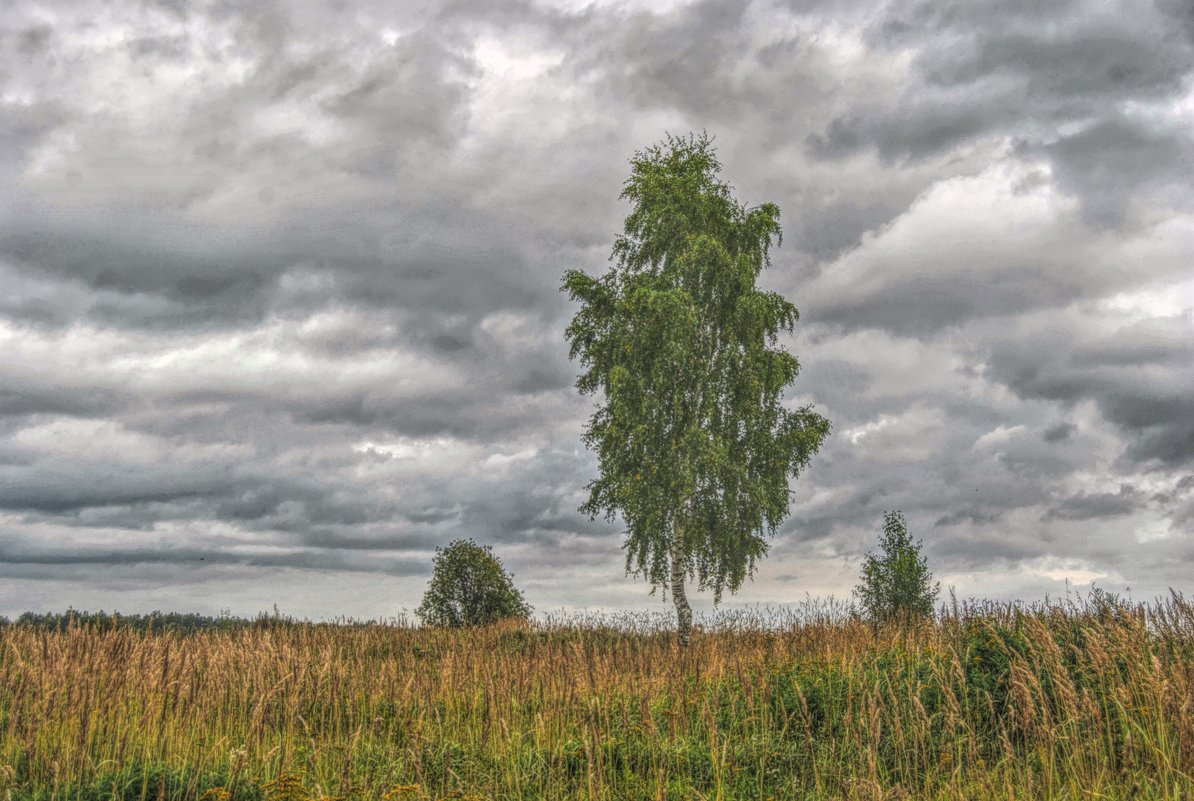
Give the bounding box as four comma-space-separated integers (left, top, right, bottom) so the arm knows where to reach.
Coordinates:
671, 520, 692, 647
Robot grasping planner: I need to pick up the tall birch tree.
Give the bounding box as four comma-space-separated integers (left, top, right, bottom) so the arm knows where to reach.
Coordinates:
562, 133, 830, 645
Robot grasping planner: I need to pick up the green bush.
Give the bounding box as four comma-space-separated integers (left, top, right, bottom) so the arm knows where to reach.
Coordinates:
415, 539, 532, 628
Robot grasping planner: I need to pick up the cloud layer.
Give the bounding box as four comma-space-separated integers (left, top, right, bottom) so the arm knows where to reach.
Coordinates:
1, 0, 1191, 618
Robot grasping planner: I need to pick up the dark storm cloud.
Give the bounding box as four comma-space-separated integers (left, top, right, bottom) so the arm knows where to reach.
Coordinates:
1, 217, 274, 325
589, 2, 754, 117
934, 508, 1005, 528
987, 312, 1194, 468
0, 456, 372, 531
0, 385, 121, 421
0, 0, 1191, 617
797, 169, 1191, 341
904, 5, 1190, 101
1037, 118, 1194, 225
808, 0, 1194, 221
0, 3, 507, 336
1043, 484, 1145, 522
0, 537, 428, 575
1043, 422, 1077, 443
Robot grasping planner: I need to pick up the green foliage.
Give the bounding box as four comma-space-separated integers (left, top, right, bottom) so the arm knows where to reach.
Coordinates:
959, 618, 1031, 732
854, 511, 940, 624
562, 132, 830, 602
415, 539, 531, 628
8, 764, 262, 801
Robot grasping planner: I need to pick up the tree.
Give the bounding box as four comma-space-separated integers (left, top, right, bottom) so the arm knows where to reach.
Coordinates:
854, 511, 940, 625
562, 133, 830, 646
415, 539, 532, 628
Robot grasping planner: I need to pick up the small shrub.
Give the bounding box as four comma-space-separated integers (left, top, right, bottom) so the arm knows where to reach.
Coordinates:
415, 539, 532, 628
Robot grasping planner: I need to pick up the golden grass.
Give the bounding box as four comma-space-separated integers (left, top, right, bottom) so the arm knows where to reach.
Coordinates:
2, 596, 1193, 800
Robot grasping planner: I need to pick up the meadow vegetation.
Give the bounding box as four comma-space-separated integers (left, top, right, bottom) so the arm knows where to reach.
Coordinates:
2, 593, 1193, 800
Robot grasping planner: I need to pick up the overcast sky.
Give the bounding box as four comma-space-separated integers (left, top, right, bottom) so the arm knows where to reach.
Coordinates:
1, 0, 1191, 619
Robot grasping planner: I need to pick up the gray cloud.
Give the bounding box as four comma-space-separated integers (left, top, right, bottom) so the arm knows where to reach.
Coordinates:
1036, 118, 1194, 225
1043, 422, 1077, 443
0, 0, 1191, 618
1043, 484, 1145, 522
810, 0, 1194, 222
987, 311, 1194, 467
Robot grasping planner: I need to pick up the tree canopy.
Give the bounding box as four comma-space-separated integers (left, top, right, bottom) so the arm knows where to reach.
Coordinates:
562, 133, 830, 643
415, 539, 532, 628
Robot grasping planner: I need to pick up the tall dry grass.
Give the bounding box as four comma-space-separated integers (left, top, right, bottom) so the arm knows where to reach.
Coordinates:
1, 594, 1193, 800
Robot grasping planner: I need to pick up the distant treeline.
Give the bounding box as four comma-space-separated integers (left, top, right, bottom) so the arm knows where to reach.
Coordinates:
0, 608, 404, 634
1, 609, 278, 633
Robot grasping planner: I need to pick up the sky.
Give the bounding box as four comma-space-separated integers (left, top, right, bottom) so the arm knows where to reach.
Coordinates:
1, 0, 1192, 620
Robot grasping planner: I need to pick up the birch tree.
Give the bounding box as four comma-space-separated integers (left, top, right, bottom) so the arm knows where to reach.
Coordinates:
562, 133, 830, 645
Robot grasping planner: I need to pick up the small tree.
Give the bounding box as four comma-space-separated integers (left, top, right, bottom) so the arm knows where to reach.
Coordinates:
415, 540, 531, 627
854, 511, 939, 625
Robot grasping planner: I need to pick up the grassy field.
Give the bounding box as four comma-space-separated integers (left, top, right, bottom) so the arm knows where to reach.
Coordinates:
2, 595, 1193, 801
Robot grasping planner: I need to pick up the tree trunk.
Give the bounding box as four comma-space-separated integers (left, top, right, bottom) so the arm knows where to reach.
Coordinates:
671, 521, 692, 647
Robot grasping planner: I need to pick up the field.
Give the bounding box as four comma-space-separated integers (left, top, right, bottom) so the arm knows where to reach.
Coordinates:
2, 596, 1193, 801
